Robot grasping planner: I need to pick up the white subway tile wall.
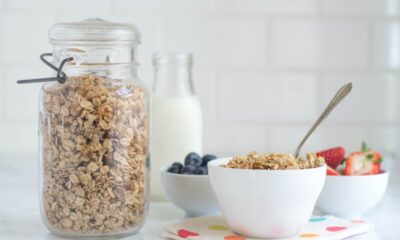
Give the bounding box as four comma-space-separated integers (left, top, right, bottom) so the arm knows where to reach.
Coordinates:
219, 0, 319, 15
218, 72, 319, 123
321, 0, 400, 16
271, 19, 369, 69
373, 21, 400, 69
0, 0, 399, 156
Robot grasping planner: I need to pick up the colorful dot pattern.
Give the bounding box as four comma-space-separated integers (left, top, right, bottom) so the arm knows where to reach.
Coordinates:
223, 235, 246, 240
309, 217, 326, 222
326, 226, 347, 232
351, 220, 365, 224
177, 229, 199, 238
170, 215, 369, 240
209, 225, 229, 231
299, 233, 320, 238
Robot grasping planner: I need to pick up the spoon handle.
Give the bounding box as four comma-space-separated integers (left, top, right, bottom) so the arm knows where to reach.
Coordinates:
294, 83, 353, 157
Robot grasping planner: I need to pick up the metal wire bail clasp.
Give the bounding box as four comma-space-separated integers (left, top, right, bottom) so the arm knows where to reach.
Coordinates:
17, 53, 74, 84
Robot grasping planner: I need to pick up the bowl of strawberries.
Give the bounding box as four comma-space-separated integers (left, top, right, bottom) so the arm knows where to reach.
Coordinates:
316, 142, 389, 218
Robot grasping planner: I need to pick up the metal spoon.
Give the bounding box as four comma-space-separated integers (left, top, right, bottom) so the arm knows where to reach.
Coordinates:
294, 82, 353, 158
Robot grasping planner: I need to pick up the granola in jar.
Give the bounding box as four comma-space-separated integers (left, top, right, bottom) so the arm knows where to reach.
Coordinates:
40, 75, 149, 234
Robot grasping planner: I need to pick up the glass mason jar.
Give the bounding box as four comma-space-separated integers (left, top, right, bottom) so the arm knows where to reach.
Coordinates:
38, 19, 150, 238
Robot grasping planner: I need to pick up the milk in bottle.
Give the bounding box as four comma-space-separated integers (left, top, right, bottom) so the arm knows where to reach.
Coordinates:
150, 53, 202, 200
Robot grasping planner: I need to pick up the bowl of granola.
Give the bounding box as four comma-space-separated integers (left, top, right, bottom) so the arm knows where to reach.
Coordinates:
208, 152, 326, 239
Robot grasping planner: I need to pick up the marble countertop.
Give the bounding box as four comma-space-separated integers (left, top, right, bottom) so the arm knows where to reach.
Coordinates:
1, 156, 399, 240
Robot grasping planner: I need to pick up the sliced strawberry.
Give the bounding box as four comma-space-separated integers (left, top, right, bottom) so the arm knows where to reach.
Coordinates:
365, 150, 382, 164
344, 142, 383, 176
317, 147, 345, 169
327, 166, 340, 176
362, 163, 380, 175
344, 152, 362, 175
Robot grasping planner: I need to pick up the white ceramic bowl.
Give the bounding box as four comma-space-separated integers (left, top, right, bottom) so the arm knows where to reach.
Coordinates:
208, 158, 326, 239
316, 171, 389, 218
160, 166, 220, 217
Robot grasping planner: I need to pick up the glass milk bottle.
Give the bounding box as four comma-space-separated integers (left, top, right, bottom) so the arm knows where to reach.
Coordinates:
151, 53, 203, 200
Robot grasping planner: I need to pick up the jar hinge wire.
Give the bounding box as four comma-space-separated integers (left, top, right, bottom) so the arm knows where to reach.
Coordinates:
17, 53, 74, 84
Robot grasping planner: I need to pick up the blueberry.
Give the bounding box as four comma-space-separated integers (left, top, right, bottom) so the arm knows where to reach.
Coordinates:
202, 154, 217, 166
184, 152, 202, 167
182, 165, 196, 174
194, 166, 208, 175
171, 162, 183, 172
167, 166, 180, 174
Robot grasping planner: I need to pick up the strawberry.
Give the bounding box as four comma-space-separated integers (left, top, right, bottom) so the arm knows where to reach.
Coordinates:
365, 150, 382, 164
343, 152, 362, 175
317, 147, 345, 169
327, 166, 340, 176
343, 142, 382, 176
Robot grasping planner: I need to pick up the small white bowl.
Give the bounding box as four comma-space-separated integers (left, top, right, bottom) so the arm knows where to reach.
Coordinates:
208, 158, 326, 239
160, 166, 220, 217
316, 171, 389, 218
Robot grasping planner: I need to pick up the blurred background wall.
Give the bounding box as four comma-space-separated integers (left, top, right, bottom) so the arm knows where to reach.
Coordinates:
0, 0, 399, 158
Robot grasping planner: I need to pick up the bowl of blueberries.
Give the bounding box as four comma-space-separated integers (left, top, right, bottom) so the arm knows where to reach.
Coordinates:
160, 152, 220, 217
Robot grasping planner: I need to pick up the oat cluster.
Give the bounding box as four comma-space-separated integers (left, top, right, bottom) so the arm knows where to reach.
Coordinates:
226, 151, 324, 170
40, 75, 149, 234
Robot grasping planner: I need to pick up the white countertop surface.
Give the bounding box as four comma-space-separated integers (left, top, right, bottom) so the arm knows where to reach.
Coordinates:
1, 156, 399, 240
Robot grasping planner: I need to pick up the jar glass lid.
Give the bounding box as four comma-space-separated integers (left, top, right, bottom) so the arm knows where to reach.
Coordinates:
48, 18, 141, 45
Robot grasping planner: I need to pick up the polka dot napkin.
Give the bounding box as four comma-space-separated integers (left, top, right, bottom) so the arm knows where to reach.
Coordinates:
162, 215, 371, 240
